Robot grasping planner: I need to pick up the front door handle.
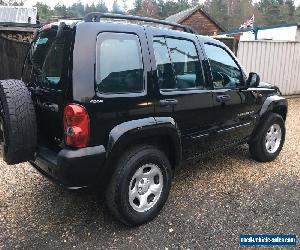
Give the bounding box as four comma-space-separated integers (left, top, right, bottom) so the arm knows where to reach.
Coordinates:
216, 94, 231, 103
159, 99, 178, 107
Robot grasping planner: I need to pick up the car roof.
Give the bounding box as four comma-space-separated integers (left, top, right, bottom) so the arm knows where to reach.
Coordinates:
73, 20, 222, 44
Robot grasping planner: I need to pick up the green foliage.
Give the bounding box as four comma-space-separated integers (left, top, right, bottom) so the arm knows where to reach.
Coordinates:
97, 0, 109, 12
68, 2, 84, 18
34, 2, 53, 21
295, 6, 300, 21
53, 4, 68, 17
112, 0, 123, 13
157, 0, 190, 18
204, 0, 299, 30
203, 0, 229, 27
255, 0, 296, 24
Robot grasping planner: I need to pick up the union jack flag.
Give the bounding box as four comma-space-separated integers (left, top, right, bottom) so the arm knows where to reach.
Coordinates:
240, 15, 254, 29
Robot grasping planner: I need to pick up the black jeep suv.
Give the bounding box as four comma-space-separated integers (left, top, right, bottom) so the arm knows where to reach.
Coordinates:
0, 13, 287, 226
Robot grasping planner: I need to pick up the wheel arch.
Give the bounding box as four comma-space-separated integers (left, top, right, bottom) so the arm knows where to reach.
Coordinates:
259, 95, 288, 120
250, 95, 287, 142
105, 117, 182, 175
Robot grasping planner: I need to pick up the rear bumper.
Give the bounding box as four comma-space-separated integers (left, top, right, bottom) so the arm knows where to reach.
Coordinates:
30, 145, 106, 189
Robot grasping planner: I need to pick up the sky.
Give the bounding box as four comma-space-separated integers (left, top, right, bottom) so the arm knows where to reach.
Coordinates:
23, 0, 300, 10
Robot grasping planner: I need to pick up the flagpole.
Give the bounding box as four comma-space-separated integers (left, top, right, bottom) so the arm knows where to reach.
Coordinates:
252, 14, 258, 40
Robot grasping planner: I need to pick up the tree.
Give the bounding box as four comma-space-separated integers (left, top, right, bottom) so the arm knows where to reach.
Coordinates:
285, 0, 296, 16
130, 0, 143, 15
112, 0, 123, 13
229, 0, 255, 29
122, 0, 128, 12
53, 4, 68, 17
34, 2, 53, 21
157, 0, 191, 18
137, 0, 159, 17
85, 3, 98, 14
203, 0, 229, 28
191, 0, 200, 6
255, 0, 297, 24
68, 1, 85, 17
295, 5, 300, 21
96, 0, 109, 13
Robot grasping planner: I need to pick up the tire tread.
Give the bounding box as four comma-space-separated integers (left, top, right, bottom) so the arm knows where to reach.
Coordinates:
0, 79, 37, 164
249, 113, 285, 162
105, 144, 171, 226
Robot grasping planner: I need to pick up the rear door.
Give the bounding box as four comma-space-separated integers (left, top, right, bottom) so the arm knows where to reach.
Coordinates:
203, 42, 260, 146
89, 27, 154, 147
22, 25, 74, 150
147, 29, 215, 159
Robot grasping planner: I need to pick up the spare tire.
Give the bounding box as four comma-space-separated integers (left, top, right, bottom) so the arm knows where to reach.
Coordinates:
0, 79, 37, 165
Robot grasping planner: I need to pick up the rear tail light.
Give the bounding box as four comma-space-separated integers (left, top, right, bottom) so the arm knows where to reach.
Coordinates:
64, 103, 90, 148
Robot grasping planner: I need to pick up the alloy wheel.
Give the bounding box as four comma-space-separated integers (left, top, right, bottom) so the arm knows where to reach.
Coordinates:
128, 163, 163, 213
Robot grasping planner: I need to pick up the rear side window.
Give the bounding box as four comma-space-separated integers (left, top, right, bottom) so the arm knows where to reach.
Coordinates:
96, 33, 144, 95
153, 36, 204, 91
153, 37, 176, 90
29, 28, 69, 87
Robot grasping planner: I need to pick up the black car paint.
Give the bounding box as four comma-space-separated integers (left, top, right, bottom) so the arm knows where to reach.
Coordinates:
23, 21, 287, 189
22, 26, 75, 150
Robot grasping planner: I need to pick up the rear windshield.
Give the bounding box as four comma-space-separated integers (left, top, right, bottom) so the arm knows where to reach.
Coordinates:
29, 27, 72, 88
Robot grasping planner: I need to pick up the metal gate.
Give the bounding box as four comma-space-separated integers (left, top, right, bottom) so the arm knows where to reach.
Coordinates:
238, 41, 300, 95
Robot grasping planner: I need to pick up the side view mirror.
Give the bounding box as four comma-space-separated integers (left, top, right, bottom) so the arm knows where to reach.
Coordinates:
246, 72, 260, 87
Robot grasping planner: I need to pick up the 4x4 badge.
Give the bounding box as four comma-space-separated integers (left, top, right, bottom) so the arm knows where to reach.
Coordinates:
90, 99, 103, 104
237, 111, 255, 117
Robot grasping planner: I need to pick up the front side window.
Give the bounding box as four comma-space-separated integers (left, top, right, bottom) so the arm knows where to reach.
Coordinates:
204, 44, 244, 89
153, 37, 204, 91
96, 33, 144, 95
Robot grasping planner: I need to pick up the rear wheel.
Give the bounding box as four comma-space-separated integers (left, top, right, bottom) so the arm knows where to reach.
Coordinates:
0, 80, 37, 165
249, 113, 285, 162
105, 145, 172, 226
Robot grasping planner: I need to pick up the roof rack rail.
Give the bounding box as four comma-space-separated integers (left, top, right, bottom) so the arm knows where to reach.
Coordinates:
84, 12, 197, 34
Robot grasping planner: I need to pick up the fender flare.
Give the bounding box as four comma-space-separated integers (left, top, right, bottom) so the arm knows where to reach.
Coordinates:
106, 117, 182, 168
250, 95, 287, 142
259, 95, 287, 118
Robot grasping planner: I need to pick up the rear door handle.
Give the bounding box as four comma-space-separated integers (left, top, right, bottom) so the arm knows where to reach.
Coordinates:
216, 95, 231, 103
41, 102, 59, 112
159, 99, 178, 107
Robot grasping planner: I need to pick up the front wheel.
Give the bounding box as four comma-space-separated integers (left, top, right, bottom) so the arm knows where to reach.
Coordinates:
249, 113, 285, 162
105, 145, 172, 226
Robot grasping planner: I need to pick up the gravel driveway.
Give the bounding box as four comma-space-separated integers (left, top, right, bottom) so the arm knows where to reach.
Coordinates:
1, 98, 299, 250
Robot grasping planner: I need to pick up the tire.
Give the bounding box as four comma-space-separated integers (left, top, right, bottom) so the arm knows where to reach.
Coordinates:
249, 113, 285, 162
105, 145, 172, 226
0, 80, 37, 165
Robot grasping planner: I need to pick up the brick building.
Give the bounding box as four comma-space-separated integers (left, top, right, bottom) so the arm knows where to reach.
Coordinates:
165, 6, 225, 36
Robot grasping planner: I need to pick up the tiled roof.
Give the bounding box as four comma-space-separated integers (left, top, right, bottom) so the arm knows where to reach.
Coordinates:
165, 6, 198, 23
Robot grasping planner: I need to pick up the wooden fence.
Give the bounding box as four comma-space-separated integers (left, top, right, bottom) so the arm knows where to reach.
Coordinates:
0, 34, 30, 80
